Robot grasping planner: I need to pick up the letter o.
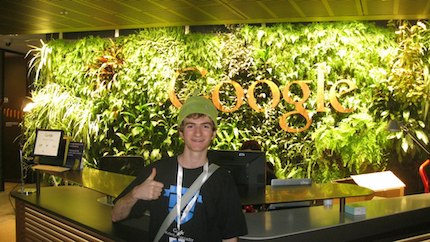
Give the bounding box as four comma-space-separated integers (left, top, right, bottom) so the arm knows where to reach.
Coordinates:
168, 67, 207, 108
212, 80, 244, 112
247, 80, 281, 112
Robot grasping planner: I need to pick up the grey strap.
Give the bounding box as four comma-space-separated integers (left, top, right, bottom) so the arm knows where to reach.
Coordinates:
153, 163, 219, 242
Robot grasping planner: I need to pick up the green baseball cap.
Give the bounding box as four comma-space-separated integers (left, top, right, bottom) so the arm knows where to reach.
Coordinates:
177, 96, 218, 128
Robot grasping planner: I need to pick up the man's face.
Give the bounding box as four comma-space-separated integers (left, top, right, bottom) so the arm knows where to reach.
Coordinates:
179, 115, 216, 152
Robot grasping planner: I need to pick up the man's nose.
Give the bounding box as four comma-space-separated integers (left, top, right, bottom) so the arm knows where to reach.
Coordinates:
195, 126, 203, 135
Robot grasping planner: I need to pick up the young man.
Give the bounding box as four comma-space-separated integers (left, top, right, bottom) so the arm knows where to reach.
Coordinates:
112, 96, 248, 242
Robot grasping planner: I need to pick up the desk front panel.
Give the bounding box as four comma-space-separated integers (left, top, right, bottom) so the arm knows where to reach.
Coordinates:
13, 186, 125, 242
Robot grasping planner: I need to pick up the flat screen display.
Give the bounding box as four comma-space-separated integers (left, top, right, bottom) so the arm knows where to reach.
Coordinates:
208, 149, 266, 198
99, 155, 145, 176
33, 129, 64, 157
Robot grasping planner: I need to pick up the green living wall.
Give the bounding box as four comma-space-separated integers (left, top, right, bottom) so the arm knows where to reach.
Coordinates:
22, 21, 430, 183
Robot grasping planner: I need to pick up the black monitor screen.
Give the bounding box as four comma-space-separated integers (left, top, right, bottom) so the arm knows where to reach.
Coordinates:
33, 129, 64, 157
208, 150, 266, 197
99, 156, 145, 176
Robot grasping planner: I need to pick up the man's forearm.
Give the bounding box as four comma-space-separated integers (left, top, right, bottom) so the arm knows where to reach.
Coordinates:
111, 191, 138, 222
223, 237, 238, 242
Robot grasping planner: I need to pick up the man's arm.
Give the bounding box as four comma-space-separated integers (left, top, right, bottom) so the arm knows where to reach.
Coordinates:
223, 237, 238, 242
112, 168, 163, 222
111, 189, 139, 222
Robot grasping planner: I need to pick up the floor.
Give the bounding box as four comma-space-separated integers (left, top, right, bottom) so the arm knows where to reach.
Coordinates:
0, 182, 18, 242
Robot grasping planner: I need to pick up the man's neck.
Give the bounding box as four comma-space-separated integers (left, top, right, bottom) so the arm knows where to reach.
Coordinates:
178, 151, 208, 169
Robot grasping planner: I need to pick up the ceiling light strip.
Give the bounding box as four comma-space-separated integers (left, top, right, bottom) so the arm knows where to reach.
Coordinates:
356, 0, 365, 16
180, 0, 219, 20
287, 0, 306, 18
218, 0, 249, 20
147, 0, 193, 22
108, 0, 169, 24
256, 1, 278, 19
360, 0, 369, 16
321, 0, 334, 16
393, 0, 400, 15
425, 0, 430, 14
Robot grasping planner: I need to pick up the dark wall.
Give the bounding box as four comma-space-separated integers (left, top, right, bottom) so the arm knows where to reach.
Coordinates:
0, 50, 4, 191
2, 52, 27, 183
389, 160, 423, 195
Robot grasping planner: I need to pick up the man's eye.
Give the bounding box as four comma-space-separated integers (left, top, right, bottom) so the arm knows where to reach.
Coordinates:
203, 124, 212, 129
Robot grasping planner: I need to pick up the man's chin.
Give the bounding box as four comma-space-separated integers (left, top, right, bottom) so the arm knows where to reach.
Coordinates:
188, 144, 210, 152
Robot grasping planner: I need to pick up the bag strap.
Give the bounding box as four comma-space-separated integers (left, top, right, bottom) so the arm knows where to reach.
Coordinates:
153, 163, 219, 242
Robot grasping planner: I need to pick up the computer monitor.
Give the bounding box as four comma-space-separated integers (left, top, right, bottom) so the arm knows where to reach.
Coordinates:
33, 129, 65, 165
99, 155, 145, 176
208, 149, 266, 200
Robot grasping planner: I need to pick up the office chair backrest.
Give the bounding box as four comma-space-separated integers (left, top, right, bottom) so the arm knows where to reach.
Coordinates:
419, 159, 430, 193
99, 155, 145, 176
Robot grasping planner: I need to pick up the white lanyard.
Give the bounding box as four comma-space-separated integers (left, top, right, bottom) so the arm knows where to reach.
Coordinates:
176, 162, 209, 233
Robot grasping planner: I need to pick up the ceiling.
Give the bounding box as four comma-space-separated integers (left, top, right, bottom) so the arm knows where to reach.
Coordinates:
1, 0, 430, 53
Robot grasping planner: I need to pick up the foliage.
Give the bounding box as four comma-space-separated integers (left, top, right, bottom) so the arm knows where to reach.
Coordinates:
312, 111, 391, 182
373, 20, 430, 163
389, 21, 430, 113
22, 21, 423, 182
21, 84, 95, 164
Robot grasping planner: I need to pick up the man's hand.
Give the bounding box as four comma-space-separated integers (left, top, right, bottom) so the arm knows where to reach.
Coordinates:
112, 168, 164, 222
132, 168, 164, 200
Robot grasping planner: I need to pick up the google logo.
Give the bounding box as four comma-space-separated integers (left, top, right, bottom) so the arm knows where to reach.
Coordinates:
168, 67, 356, 133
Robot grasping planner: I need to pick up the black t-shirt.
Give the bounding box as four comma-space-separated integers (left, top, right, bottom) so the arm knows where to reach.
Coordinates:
115, 156, 248, 242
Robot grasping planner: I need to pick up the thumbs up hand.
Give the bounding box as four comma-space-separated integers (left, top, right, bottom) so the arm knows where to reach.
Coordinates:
132, 168, 164, 201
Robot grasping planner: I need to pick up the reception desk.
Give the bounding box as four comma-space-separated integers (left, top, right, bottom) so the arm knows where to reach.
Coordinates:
33, 167, 135, 198
33, 167, 373, 212
12, 184, 430, 242
242, 193, 430, 241
13, 186, 125, 242
241, 182, 373, 212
